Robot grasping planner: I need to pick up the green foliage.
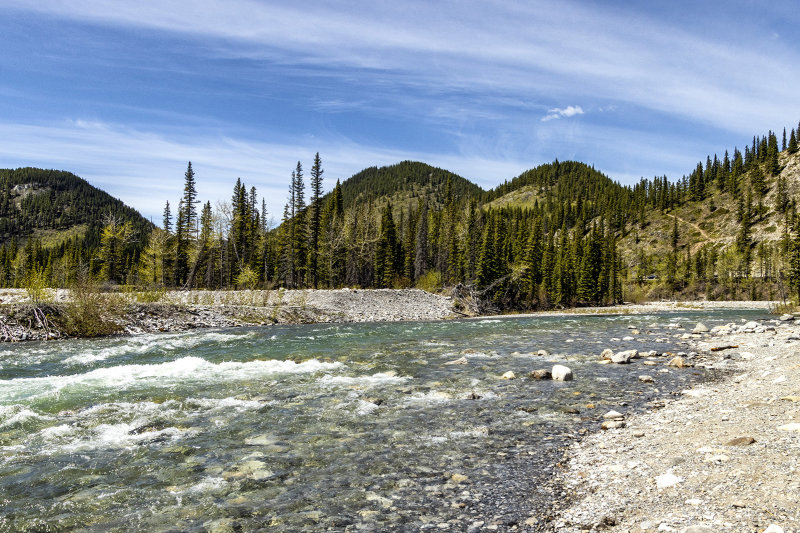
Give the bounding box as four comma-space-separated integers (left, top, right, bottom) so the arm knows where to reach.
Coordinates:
58, 272, 125, 337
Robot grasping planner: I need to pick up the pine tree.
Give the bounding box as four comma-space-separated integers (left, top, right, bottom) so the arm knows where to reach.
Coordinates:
163, 201, 172, 233
789, 129, 798, 154
308, 153, 324, 288
181, 162, 199, 238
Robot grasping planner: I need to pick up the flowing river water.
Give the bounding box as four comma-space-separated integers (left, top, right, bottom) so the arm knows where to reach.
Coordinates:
0, 308, 768, 532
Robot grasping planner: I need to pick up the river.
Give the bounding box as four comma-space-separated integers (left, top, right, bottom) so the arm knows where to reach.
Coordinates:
0, 308, 768, 531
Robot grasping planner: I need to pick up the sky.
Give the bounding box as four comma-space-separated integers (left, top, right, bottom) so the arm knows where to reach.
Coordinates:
1, 0, 800, 223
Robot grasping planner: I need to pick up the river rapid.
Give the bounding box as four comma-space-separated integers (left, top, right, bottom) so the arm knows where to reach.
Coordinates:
0, 309, 768, 532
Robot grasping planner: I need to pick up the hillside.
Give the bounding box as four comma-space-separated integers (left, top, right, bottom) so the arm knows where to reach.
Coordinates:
338, 160, 482, 210
0, 168, 153, 246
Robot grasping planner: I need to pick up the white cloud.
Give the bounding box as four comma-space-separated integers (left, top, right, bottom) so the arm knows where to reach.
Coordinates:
541, 105, 585, 122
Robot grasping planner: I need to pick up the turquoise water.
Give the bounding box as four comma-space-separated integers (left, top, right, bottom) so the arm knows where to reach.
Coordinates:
0, 309, 768, 531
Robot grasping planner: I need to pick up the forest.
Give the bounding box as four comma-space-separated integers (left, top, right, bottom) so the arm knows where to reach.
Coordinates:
2, 121, 800, 311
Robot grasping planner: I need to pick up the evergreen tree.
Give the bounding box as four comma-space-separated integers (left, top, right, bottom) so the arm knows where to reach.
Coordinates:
308, 153, 324, 288
181, 162, 199, 238
163, 201, 172, 233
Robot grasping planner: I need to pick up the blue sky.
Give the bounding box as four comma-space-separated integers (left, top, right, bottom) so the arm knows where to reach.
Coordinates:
1, 0, 799, 223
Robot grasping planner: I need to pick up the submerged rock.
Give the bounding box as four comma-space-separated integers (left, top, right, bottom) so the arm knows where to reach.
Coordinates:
444, 356, 468, 365
552, 365, 573, 381
529, 369, 552, 380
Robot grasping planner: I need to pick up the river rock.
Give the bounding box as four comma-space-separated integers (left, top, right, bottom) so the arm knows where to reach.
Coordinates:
742, 321, 759, 330
779, 314, 794, 321
692, 322, 709, 333
638, 375, 655, 383
537, 349, 550, 357
612, 350, 637, 364
603, 410, 624, 420
778, 423, 800, 432
600, 348, 614, 360
529, 369, 552, 380
678, 527, 715, 533
552, 365, 573, 381
501, 371, 516, 380
667, 356, 692, 368
444, 356, 468, 365
601, 420, 626, 430
764, 525, 784, 533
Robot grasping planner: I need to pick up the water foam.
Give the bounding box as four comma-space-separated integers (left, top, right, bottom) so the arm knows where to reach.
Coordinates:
0, 357, 342, 403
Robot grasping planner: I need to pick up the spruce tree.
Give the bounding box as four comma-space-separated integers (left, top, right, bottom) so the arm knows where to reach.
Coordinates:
308, 153, 324, 288
182, 162, 199, 238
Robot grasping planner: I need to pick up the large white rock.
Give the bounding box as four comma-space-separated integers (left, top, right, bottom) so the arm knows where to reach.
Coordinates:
692, 322, 709, 333
656, 472, 684, 489
551, 365, 573, 381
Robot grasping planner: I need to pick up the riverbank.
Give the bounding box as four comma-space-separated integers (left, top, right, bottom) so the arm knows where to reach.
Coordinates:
0, 288, 458, 341
550, 314, 800, 532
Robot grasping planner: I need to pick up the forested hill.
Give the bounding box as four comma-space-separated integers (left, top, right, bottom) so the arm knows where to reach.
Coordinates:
4, 120, 800, 310
0, 168, 152, 246
338, 161, 482, 209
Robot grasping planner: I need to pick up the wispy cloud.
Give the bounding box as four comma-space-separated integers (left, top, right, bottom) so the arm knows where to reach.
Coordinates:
7, 0, 800, 134
541, 105, 584, 122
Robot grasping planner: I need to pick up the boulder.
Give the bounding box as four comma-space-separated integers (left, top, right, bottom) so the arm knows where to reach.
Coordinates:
600, 348, 614, 360
692, 322, 709, 333
611, 350, 637, 364
742, 321, 759, 330
779, 314, 794, 321
537, 349, 550, 357
529, 369, 552, 380
551, 365, 573, 381
501, 371, 516, 380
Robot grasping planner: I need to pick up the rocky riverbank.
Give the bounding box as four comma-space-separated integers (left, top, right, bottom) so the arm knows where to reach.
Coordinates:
0, 288, 457, 341
550, 314, 800, 533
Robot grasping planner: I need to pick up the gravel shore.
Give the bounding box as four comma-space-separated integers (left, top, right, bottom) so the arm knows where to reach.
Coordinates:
551, 314, 800, 533
0, 288, 457, 341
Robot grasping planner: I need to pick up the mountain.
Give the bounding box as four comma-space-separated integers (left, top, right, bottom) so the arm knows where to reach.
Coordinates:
0, 167, 153, 246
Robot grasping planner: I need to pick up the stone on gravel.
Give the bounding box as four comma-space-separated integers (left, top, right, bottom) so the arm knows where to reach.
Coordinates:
726, 436, 756, 446
638, 375, 655, 383
601, 420, 626, 430
692, 322, 709, 333
603, 410, 625, 420
501, 371, 516, 380
764, 525, 784, 533
779, 314, 794, 321
551, 365, 573, 381
777, 423, 800, 432
678, 526, 715, 533
655, 472, 683, 489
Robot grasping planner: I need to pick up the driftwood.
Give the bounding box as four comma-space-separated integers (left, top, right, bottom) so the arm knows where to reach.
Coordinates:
710, 345, 739, 351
